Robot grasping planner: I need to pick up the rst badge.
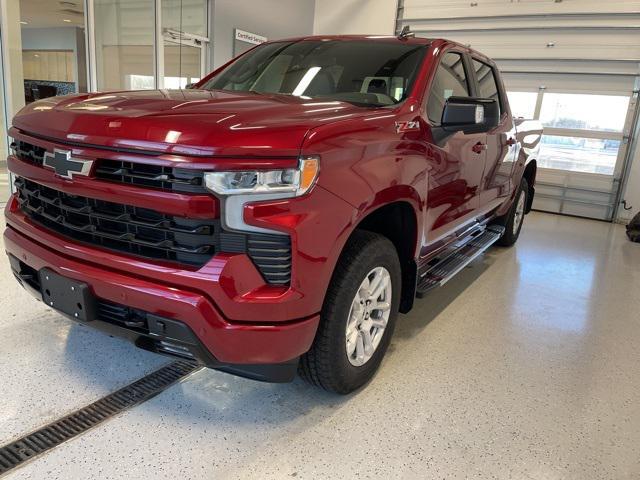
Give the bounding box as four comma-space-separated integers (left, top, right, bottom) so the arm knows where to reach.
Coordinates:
395, 120, 420, 133
43, 149, 93, 179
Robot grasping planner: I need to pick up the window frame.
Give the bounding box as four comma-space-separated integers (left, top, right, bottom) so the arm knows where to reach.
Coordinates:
469, 56, 507, 121
424, 49, 473, 126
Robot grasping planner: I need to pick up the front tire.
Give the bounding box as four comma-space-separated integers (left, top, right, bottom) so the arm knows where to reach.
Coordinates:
497, 177, 529, 247
299, 230, 401, 394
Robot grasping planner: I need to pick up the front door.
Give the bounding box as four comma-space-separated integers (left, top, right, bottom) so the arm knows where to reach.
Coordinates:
471, 58, 517, 212
422, 50, 487, 249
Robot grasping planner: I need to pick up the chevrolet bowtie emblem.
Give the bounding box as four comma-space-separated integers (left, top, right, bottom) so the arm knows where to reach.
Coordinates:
43, 149, 93, 179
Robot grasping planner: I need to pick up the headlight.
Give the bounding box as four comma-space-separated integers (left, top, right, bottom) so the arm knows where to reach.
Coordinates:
204, 156, 319, 198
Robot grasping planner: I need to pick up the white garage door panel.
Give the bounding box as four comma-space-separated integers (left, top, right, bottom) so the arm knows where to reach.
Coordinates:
497, 59, 639, 77
402, 0, 640, 19
502, 73, 636, 96
407, 30, 640, 61
401, 14, 640, 31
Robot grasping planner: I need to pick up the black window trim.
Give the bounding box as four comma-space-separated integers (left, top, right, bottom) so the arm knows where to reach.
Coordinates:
425, 48, 473, 126
469, 56, 507, 119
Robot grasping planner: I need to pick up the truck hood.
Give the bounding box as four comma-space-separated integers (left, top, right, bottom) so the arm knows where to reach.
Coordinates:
13, 89, 381, 158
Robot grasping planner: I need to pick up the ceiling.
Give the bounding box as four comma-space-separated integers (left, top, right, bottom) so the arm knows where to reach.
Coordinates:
20, 0, 84, 29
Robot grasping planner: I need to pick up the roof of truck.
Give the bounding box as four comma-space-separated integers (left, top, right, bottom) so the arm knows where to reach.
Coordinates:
272, 34, 434, 45
264, 35, 496, 65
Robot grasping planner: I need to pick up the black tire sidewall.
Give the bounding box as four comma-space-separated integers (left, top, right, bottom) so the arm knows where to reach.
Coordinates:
499, 178, 528, 246
320, 233, 401, 392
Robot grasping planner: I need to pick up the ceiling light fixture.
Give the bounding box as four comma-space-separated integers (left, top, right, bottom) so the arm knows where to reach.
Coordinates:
63, 19, 72, 22
20, 21, 28, 25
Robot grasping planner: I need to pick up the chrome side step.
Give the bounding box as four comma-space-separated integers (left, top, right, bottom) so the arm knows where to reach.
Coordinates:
416, 225, 505, 298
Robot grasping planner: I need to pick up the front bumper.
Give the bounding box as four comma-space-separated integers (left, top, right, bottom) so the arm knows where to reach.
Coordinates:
4, 217, 320, 382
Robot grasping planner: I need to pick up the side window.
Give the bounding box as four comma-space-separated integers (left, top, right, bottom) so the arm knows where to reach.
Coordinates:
472, 59, 502, 116
427, 52, 470, 124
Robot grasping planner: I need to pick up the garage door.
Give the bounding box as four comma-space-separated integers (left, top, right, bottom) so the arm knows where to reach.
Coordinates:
396, 0, 640, 221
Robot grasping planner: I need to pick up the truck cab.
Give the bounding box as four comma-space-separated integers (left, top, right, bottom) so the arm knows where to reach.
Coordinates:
4, 35, 541, 394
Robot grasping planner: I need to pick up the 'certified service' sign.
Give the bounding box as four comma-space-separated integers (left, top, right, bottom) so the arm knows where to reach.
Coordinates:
234, 29, 267, 45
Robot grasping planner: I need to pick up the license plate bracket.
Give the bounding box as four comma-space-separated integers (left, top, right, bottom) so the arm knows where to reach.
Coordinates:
39, 268, 97, 322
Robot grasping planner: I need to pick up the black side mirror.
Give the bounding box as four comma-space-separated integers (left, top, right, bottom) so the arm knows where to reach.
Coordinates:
441, 96, 499, 134
184, 83, 196, 89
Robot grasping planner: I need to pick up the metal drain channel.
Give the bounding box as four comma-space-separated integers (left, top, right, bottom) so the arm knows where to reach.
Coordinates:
0, 360, 200, 476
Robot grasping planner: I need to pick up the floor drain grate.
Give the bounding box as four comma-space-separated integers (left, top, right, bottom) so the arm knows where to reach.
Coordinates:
0, 360, 200, 475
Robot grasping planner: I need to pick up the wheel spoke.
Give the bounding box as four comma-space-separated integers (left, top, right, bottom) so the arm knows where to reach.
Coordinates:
372, 301, 391, 312
367, 270, 383, 299
361, 329, 374, 356
370, 318, 387, 329
355, 332, 365, 361
370, 274, 389, 301
346, 329, 358, 356
359, 276, 370, 297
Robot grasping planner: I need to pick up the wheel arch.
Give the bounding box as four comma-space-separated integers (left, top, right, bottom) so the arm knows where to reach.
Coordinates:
347, 197, 421, 314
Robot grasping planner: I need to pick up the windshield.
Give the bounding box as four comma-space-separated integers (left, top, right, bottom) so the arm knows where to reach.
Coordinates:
200, 40, 427, 107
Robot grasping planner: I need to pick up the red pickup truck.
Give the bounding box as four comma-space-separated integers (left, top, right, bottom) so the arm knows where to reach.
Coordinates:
4, 35, 541, 393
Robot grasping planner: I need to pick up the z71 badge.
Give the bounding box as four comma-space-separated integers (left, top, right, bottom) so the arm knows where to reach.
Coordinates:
395, 120, 420, 133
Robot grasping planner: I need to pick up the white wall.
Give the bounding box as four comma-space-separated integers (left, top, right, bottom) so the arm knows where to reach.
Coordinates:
313, 0, 396, 35
21, 27, 78, 51
211, 0, 315, 69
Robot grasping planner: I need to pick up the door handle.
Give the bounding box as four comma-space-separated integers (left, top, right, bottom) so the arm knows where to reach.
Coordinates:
505, 137, 517, 147
472, 142, 487, 154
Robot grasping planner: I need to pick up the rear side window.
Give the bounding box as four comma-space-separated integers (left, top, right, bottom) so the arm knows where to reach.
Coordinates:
472, 59, 502, 115
427, 52, 470, 124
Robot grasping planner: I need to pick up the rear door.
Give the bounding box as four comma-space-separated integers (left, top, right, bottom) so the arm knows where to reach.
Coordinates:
470, 58, 518, 210
422, 50, 487, 246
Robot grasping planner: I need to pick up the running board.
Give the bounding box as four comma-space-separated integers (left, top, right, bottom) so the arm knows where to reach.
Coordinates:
416, 225, 505, 297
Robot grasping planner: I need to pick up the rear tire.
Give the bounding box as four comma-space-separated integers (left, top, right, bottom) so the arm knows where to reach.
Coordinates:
299, 230, 401, 394
497, 177, 529, 247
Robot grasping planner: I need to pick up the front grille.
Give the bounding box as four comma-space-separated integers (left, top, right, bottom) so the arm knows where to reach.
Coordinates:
16, 177, 217, 266
12, 139, 207, 194
11, 140, 45, 166
14, 178, 292, 284
95, 159, 206, 193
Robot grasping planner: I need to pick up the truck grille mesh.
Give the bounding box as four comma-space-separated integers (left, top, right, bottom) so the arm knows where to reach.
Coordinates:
11, 140, 206, 193
95, 159, 205, 193
16, 177, 217, 266
14, 178, 292, 284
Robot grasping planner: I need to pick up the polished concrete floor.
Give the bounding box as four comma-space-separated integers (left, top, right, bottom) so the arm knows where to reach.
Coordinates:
0, 212, 639, 479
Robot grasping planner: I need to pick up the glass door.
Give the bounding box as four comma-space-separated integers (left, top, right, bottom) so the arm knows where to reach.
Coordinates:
161, 0, 208, 88
163, 33, 206, 89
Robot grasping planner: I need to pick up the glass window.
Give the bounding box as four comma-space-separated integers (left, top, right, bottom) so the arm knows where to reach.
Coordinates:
426, 52, 470, 124
162, 0, 207, 89
472, 58, 501, 114
164, 44, 202, 89
162, 0, 207, 37
202, 40, 427, 107
507, 91, 537, 119
538, 135, 621, 175
539, 93, 630, 132
94, 0, 155, 91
